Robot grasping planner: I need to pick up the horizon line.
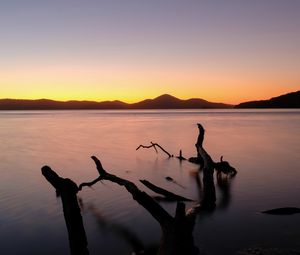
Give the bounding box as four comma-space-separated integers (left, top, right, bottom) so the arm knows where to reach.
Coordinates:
0, 93, 233, 104
1, 90, 299, 106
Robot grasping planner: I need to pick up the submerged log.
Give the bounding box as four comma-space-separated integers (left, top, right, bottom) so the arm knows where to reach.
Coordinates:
214, 156, 237, 176
176, 150, 186, 161
261, 207, 300, 215
41, 166, 89, 255
188, 156, 204, 166
140, 179, 193, 201
188, 123, 205, 167
40, 123, 235, 255
82, 156, 172, 225
79, 156, 199, 255
165, 176, 186, 189
189, 125, 237, 177
195, 123, 216, 210
160, 202, 198, 255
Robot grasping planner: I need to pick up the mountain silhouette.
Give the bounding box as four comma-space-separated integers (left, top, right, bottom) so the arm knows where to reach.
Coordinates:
0, 94, 231, 110
1, 91, 299, 110
235, 90, 300, 108
130, 94, 230, 109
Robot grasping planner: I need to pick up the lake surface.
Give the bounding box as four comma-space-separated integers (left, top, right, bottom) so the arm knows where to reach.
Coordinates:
0, 109, 299, 255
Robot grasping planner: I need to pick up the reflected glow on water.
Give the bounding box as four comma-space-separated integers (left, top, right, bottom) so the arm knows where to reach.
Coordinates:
0, 109, 299, 254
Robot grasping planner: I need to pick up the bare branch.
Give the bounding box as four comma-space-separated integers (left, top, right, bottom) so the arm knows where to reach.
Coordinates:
136, 142, 173, 157
78, 176, 102, 191
41, 166, 89, 255
194, 123, 216, 211
80, 156, 173, 226
140, 180, 193, 202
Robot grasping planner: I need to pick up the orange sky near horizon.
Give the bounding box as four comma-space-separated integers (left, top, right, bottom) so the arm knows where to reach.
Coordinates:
1, 61, 299, 104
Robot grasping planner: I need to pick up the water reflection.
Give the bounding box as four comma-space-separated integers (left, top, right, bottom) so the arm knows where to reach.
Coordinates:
0, 110, 299, 255
83, 202, 149, 255
216, 173, 235, 210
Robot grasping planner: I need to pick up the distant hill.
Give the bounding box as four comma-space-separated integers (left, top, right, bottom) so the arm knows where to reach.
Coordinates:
0, 94, 232, 110
235, 91, 300, 108
130, 94, 231, 109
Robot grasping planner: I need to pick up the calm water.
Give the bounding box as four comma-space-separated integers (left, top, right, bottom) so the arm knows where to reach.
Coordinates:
0, 109, 299, 255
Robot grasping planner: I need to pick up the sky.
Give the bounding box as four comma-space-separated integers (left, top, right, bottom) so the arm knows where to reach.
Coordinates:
0, 0, 299, 104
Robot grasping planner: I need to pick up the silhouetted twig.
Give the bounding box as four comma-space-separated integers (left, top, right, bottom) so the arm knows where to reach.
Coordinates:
176, 149, 186, 161
136, 142, 173, 157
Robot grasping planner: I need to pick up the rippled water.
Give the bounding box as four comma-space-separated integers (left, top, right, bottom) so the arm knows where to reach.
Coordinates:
0, 109, 299, 255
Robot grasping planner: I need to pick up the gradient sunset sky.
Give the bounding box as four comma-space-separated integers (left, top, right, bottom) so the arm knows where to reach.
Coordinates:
1, 0, 299, 104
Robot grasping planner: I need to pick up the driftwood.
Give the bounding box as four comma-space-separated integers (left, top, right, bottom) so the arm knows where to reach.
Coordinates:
136, 142, 173, 157
41, 166, 89, 255
81, 156, 172, 225
140, 179, 193, 201
176, 150, 186, 161
192, 124, 235, 210
187, 124, 205, 167
194, 123, 216, 210
261, 207, 300, 215
77, 124, 220, 254
165, 176, 186, 189
214, 156, 237, 176
41, 123, 234, 255
137, 143, 187, 162
79, 156, 199, 255
189, 125, 237, 177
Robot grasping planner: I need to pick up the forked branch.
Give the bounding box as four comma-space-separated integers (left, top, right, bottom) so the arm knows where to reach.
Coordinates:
79, 156, 173, 226
136, 142, 173, 157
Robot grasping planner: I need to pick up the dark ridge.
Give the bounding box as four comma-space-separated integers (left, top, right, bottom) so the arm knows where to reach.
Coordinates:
0, 94, 232, 110
235, 90, 300, 108
130, 94, 231, 109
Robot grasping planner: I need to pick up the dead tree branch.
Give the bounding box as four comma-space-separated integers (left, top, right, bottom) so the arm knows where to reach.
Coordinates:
189, 124, 237, 177
136, 142, 173, 157
41, 166, 89, 255
195, 123, 216, 210
214, 155, 237, 176
78, 176, 102, 190
185, 123, 216, 217
80, 156, 173, 226
140, 180, 193, 202
79, 156, 199, 255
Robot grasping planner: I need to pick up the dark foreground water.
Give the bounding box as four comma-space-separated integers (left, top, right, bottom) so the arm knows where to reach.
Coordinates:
0, 109, 299, 255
